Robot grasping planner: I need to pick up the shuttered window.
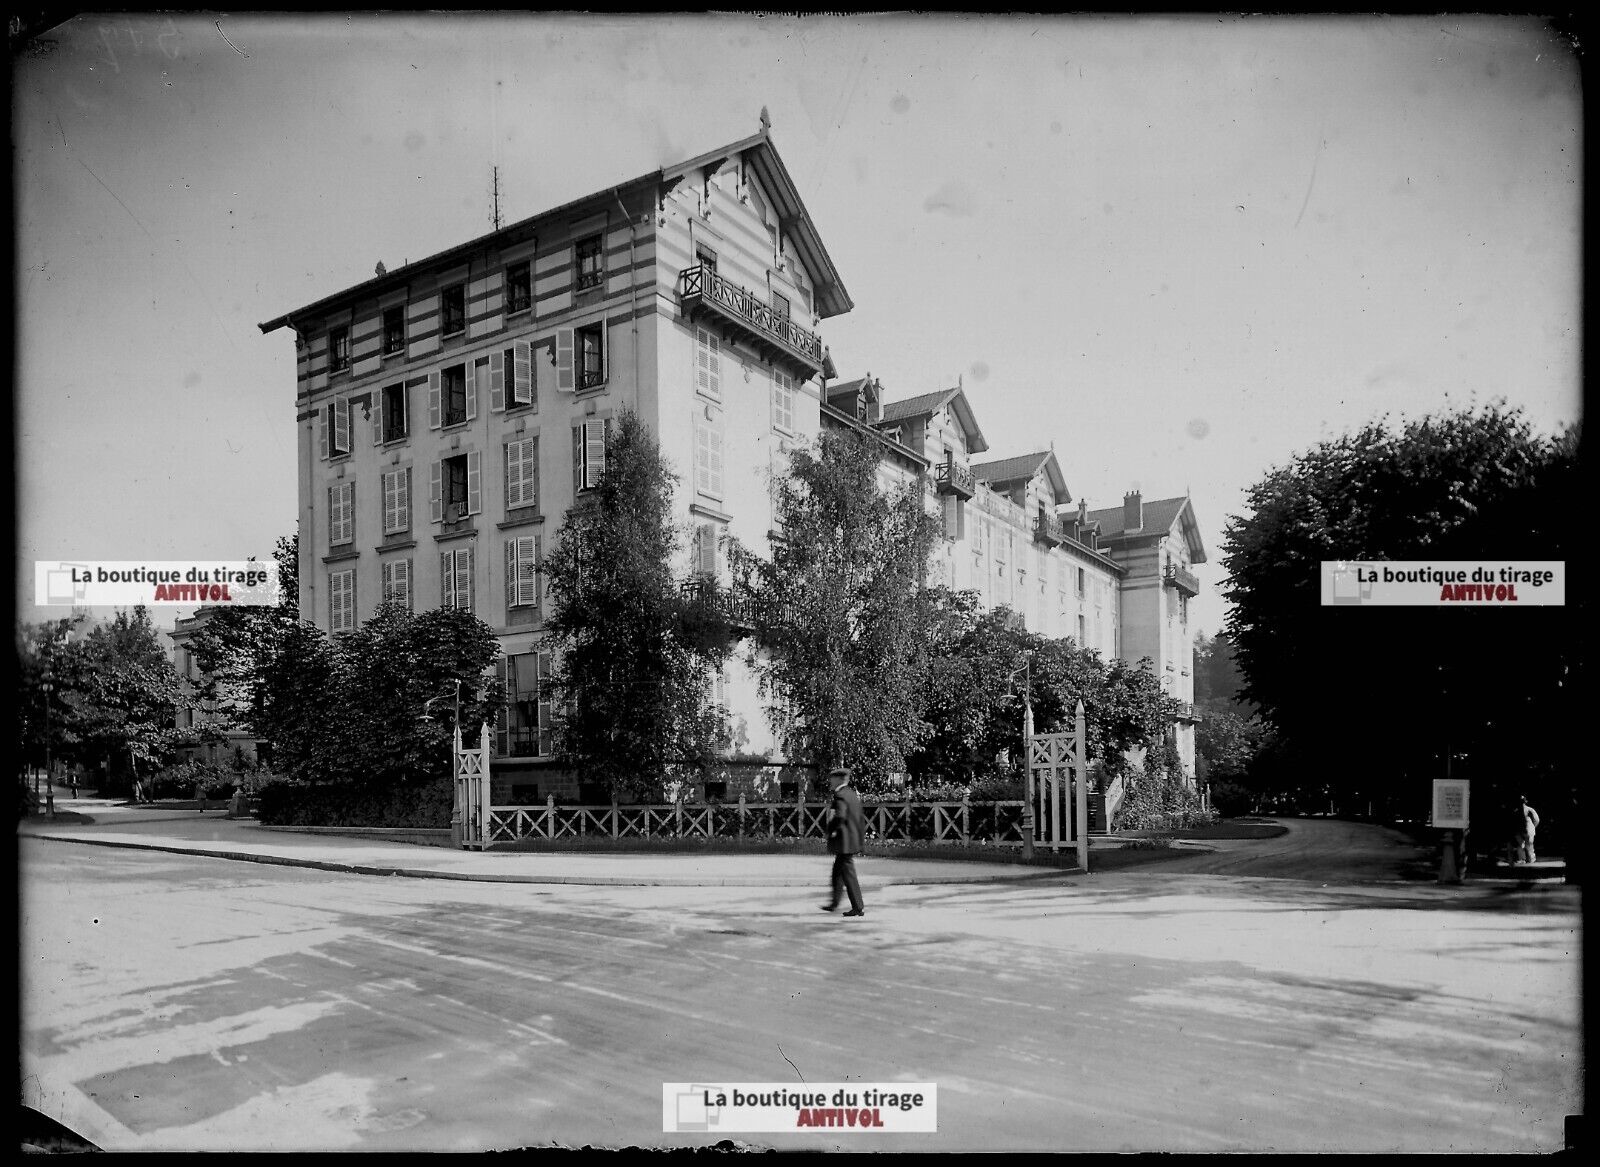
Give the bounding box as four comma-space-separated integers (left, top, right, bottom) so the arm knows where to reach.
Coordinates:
505, 437, 539, 510
694, 415, 724, 500
695, 326, 721, 400
505, 534, 541, 609
329, 482, 354, 546
329, 568, 355, 633
441, 546, 475, 612
573, 420, 608, 493
382, 468, 410, 534
322, 396, 351, 458
381, 557, 412, 610
772, 369, 794, 433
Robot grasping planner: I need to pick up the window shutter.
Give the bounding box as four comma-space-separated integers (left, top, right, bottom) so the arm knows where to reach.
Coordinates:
583, 420, 606, 489
397, 467, 410, 530
334, 396, 350, 454
489, 349, 505, 412
373, 393, 383, 444
466, 361, 479, 422
572, 427, 583, 494
536, 650, 553, 756
601, 320, 611, 386
556, 327, 574, 393
382, 558, 393, 601
429, 460, 442, 524
319, 406, 329, 460
428, 371, 442, 430
696, 327, 720, 397
513, 341, 532, 406
494, 657, 509, 756
505, 441, 522, 510
534, 534, 543, 607
461, 545, 474, 612
383, 471, 398, 534
467, 450, 482, 514
505, 539, 517, 609
512, 535, 538, 606
708, 425, 724, 498
698, 523, 718, 577
695, 420, 711, 495
943, 495, 958, 540
440, 551, 453, 609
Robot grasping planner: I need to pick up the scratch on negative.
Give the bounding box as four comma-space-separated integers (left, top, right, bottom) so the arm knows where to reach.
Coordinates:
778, 1042, 804, 1081
216, 22, 249, 57
1293, 139, 1323, 229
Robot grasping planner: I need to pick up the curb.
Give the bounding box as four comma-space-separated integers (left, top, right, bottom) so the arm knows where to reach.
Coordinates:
22, 833, 1081, 887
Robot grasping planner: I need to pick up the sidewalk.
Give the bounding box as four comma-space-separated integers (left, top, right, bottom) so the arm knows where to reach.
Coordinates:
18, 796, 1077, 888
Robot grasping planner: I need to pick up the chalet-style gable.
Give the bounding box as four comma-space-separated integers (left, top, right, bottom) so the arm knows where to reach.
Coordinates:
661, 130, 851, 321
260, 124, 851, 339
876, 387, 990, 456
971, 450, 1071, 507
824, 375, 884, 423
1088, 493, 1207, 564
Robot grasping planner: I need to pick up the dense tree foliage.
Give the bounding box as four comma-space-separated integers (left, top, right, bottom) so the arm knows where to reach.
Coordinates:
911, 598, 1180, 791
1221, 403, 1582, 824
17, 608, 184, 790
187, 534, 301, 738
733, 426, 939, 791
542, 409, 730, 800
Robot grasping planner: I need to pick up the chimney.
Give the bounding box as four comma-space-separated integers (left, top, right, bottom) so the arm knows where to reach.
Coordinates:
1123, 490, 1143, 532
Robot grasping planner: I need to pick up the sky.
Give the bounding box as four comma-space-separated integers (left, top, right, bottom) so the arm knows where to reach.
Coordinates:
13, 13, 1583, 641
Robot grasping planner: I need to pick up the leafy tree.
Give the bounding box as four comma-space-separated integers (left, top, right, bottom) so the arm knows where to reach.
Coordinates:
1222, 403, 1581, 820
542, 408, 729, 800
336, 603, 503, 787
16, 614, 91, 777
254, 620, 341, 783
187, 533, 301, 737
908, 598, 1180, 791
733, 426, 939, 791
67, 608, 183, 783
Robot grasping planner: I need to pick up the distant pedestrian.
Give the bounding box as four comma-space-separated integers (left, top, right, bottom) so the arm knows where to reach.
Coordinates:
1514, 795, 1541, 864
820, 768, 866, 918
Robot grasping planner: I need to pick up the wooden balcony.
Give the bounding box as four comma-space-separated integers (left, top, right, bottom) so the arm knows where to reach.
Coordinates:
678, 264, 824, 377
1034, 514, 1065, 547
932, 455, 975, 499
1164, 563, 1201, 596
1173, 701, 1202, 724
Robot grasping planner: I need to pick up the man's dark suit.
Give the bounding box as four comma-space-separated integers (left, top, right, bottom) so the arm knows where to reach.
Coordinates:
826, 780, 866, 915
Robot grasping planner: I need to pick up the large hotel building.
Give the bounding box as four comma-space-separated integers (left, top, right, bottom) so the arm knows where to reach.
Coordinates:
260, 122, 1205, 801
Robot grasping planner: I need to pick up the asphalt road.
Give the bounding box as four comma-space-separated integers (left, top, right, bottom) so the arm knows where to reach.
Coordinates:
19, 819, 1581, 1153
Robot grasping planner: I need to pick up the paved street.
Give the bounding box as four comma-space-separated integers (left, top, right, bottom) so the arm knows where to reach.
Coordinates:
19, 818, 1581, 1152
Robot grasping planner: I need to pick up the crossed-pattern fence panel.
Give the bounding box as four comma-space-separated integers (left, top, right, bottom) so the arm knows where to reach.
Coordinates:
481, 800, 1029, 847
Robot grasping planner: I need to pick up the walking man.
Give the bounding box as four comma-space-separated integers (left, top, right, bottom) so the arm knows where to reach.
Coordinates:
1514, 794, 1541, 864
821, 767, 866, 918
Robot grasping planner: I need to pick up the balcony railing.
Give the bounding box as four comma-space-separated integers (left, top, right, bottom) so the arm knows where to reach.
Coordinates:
1164, 563, 1201, 596
679, 578, 782, 632
678, 264, 824, 375
933, 455, 975, 499
1034, 514, 1065, 547
1173, 701, 1202, 723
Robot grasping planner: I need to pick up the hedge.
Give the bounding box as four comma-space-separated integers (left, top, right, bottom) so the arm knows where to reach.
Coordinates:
256, 777, 454, 828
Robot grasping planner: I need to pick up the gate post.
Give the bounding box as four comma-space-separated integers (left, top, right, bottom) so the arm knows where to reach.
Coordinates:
479, 723, 493, 851
450, 725, 465, 849
1022, 702, 1035, 860
1075, 700, 1089, 873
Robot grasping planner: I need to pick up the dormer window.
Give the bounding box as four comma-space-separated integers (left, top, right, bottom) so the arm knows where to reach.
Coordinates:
328, 327, 350, 373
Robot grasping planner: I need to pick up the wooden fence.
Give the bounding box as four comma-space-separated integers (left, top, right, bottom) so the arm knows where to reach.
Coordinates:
485, 795, 1029, 848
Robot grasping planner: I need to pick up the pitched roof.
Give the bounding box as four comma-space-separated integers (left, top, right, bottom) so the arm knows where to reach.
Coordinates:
1087, 495, 1207, 562
261, 127, 851, 333
970, 450, 1070, 504
876, 387, 990, 455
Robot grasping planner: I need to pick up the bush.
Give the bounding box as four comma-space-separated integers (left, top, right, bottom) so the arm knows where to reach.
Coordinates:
256, 777, 454, 828
147, 760, 247, 801
967, 775, 1024, 802
1116, 762, 1212, 831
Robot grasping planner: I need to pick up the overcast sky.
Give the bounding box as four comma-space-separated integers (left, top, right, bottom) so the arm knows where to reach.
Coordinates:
13, 13, 1582, 640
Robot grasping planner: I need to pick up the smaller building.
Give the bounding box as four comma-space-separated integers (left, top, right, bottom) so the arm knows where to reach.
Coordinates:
168, 608, 266, 768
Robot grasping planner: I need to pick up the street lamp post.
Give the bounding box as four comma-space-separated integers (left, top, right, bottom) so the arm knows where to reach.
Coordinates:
42, 674, 55, 818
